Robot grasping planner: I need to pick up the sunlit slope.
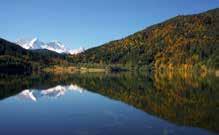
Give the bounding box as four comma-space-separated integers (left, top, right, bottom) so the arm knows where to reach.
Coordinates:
73, 8, 219, 69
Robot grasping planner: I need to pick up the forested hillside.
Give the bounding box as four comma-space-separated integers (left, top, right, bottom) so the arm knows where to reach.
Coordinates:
72, 8, 219, 70
0, 38, 68, 74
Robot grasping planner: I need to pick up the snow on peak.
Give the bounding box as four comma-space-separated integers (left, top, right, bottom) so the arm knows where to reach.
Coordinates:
16, 84, 84, 102
68, 47, 85, 55
42, 41, 66, 53
16, 38, 85, 54
16, 37, 44, 50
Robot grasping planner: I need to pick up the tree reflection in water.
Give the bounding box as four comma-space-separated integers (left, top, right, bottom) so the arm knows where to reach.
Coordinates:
0, 71, 218, 133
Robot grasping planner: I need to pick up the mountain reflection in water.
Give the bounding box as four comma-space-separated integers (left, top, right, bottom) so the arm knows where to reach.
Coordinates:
0, 72, 218, 135
17, 84, 84, 101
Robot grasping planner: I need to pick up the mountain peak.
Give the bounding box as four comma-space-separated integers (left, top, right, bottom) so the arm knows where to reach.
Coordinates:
16, 38, 85, 54
16, 37, 44, 50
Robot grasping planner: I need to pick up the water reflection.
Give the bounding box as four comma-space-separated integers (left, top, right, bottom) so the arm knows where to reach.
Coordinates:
0, 72, 218, 135
17, 84, 84, 101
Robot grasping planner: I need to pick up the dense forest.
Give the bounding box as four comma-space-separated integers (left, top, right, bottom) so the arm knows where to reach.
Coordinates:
71, 8, 219, 70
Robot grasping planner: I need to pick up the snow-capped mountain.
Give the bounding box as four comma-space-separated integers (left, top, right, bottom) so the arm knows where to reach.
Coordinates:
17, 84, 84, 102
16, 38, 44, 50
68, 47, 85, 55
45, 41, 66, 53
16, 38, 85, 55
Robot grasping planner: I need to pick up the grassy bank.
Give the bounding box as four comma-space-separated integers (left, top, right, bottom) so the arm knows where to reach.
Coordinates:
42, 65, 106, 74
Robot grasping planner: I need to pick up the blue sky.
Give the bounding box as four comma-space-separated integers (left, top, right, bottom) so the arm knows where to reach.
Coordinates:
0, 0, 218, 49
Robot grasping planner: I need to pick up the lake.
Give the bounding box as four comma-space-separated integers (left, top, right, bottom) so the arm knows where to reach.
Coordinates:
0, 72, 218, 135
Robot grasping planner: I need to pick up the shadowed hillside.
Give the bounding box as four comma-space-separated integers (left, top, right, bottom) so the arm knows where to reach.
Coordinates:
0, 38, 69, 74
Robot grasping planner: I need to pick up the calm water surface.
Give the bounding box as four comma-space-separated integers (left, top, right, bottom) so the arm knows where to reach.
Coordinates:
0, 72, 218, 135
